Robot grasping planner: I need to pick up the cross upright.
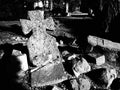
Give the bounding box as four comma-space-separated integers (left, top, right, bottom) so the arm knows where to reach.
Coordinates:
20, 10, 61, 67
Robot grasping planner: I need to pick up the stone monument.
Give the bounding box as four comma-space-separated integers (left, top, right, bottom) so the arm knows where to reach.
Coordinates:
20, 10, 67, 87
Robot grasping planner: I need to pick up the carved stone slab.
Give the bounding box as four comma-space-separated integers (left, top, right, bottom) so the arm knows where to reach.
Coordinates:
20, 10, 61, 67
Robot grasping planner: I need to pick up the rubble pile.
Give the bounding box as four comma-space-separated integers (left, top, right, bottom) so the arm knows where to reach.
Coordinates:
0, 10, 120, 90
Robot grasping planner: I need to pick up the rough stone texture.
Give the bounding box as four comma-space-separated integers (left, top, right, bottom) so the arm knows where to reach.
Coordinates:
20, 10, 61, 67
79, 76, 91, 90
20, 10, 67, 87
31, 62, 67, 87
73, 58, 91, 77
88, 35, 120, 51
71, 79, 79, 90
87, 53, 105, 66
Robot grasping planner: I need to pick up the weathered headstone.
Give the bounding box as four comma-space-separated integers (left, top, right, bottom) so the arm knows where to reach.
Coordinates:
20, 10, 61, 67
20, 10, 67, 87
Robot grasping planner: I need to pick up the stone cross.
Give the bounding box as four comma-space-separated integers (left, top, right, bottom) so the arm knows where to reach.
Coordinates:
20, 10, 61, 67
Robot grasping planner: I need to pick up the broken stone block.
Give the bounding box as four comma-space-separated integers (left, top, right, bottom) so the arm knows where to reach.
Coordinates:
16, 54, 28, 77
31, 62, 67, 87
79, 76, 91, 90
86, 53, 105, 65
73, 58, 91, 78
20, 10, 61, 67
88, 35, 120, 51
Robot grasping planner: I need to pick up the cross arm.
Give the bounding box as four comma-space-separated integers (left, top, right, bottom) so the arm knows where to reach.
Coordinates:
44, 17, 56, 31
20, 19, 34, 35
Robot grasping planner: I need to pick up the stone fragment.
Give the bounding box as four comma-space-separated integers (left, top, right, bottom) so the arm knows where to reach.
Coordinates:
79, 77, 91, 90
31, 62, 67, 87
52, 85, 63, 90
96, 55, 105, 65
70, 79, 79, 90
68, 54, 77, 60
88, 35, 120, 51
85, 68, 108, 88
20, 10, 61, 67
106, 68, 117, 88
12, 49, 28, 74
12, 49, 22, 56
73, 58, 91, 78
16, 54, 28, 77
87, 53, 105, 65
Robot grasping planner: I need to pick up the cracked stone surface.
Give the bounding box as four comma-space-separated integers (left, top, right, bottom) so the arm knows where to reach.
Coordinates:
31, 62, 67, 87
20, 10, 61, 67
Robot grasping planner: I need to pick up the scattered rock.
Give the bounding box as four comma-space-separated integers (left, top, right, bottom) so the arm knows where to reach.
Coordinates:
106, 68, 117, 88
70, 79, 79, 90
73, 58, 91, 78
88, 35, 120, 51
79, 76, 91, 90
52, 85, 63, 90
16, 54, 28, 77
12, 49, 22, 56
86, 53, 105, 65
68, 54, 78, 61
